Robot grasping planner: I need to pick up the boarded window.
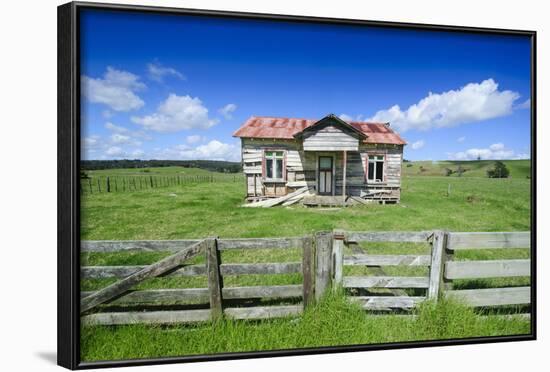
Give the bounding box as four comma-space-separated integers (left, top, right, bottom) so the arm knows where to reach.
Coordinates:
367, 155, 384, 182
264, 151, 285, 180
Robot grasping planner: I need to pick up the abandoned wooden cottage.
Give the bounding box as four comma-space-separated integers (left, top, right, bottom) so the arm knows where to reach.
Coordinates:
233, 114, 407, 206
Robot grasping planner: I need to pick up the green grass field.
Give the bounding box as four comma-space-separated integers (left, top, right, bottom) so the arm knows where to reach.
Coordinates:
80, 161, 532, 362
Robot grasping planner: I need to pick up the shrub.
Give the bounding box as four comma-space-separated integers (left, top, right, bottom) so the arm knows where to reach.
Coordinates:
487, 161, 510, 178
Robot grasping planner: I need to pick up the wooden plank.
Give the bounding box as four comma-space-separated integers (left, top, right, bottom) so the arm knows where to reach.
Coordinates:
445, 259, 531, 279
315, 232, 333, 300
447, 232, 530, 250
224, 305, 302, 320
343, 254, 431, 266
81, 288, 210, 304
345, 231, 432, 243
302, 236, 315, 308
81, 240, 200, 253
343, 276, 429, 288
217, 237, 304, 250
445, 287, 531, 307
427, 231, 447, 300
206, 239, 223, 319
243, 187, 309, 208
81, 285, 303, 305
351, 296, 425, 310
81, 262, 302, 279
82, 309, 212, 326
342, 150, 347, 207
332, 231, 344, 288
80, 240, 205, 313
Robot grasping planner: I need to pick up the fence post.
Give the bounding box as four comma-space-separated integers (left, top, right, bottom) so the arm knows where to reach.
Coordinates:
428, 230, 448, 301
302, 236, 315, 308
315, 231, 333, 301
106, 176, 111, 193
332, 230, 345, 289
206, 238, 223, 320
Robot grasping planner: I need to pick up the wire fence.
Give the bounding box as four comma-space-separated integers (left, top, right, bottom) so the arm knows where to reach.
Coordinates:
80, 174, 244, 194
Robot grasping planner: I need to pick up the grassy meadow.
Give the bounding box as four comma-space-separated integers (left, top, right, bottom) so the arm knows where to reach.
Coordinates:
80, 160, 532, 362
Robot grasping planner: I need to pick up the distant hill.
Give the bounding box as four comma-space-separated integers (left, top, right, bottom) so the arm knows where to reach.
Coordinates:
81, 159, 242, 173
403, 159, 531, 178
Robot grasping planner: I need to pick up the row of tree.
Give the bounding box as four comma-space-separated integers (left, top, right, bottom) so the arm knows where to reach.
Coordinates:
81, 159, 242, 173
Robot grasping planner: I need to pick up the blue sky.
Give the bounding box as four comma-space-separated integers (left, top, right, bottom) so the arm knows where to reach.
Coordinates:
80, 9, 532, 162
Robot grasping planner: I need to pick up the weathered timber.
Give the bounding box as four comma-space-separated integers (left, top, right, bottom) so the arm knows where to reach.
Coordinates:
315, 232, 333, 300
350, 296, 425, 310
332, 231, 344, 287
81, 262, 303, 279
81, 239, 200, 252
206, 238, 223, 319
224, 305, 303, 320
82, 309, 212, 326
242, 187, 309, 208
445, 287, 531, 307
427, 231, 447, 300
217, 237, 304, 250
80, 240, 205, 313
345, 231, 432, 243
302, 236, 315, 308
343, 254, 431, 266
447, 232, 530, 250
445, 259, 530, 279
343, 276, 429, 288
81, 285, 303, 305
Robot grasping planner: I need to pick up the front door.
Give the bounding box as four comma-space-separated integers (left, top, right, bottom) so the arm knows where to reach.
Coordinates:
318, 156, 333, 195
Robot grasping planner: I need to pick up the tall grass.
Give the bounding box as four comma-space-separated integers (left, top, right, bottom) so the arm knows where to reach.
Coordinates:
81, 292, 529, 362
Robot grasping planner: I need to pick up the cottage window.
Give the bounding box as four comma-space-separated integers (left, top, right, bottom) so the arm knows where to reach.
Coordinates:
264, 151, 285, 180
367, 155, 384, 182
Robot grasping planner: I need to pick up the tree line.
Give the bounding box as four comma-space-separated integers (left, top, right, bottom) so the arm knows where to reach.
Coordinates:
81, 159, 242, 173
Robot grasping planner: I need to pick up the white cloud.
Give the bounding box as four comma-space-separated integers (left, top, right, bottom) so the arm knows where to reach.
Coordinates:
448, 143, 529, 160
186, 135, 204, 144
339, 113, 365, 122
368, 79, 521, 132
105, 146, 124, 156
154, 140, 240, 161
132, 94, 219, 133
516, 98, 531, 110
218, 103, 237, 120
147, 62, 185, 83
457, 136, 466, 143
411, 140, 425, 150
105, 122, 128, 133
110, 133, 142, 146
82, 67, 146, 111
131, 149, 145, 158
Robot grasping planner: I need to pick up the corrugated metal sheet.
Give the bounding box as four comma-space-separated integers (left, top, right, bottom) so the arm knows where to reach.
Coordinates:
233, 116, 407, 145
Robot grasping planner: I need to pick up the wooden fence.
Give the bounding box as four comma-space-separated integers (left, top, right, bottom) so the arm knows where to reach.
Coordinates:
80, 230, 531, 325
81, 174, 243, 194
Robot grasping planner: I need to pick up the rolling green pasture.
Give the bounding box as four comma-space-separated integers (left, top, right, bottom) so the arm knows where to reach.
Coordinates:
80, 163, 532, 362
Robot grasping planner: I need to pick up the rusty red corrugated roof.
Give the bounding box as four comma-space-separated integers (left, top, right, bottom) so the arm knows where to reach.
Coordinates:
233, 116, 407, 145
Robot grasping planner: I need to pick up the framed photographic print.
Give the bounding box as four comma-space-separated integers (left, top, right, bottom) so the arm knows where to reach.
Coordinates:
58, 1, 536, 369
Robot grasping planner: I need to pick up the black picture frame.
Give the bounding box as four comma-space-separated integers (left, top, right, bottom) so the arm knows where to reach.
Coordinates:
58, 1, 537, 369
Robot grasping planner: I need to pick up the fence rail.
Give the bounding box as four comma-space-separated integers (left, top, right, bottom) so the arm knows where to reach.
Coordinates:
81, 230, 531, 325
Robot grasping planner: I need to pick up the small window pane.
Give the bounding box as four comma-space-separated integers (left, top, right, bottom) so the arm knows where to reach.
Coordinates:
376, 161, 384, 181
275, 159, 283, 179
265, 151, 273, 157
368, 162, 374, 180
275, 151, 284, 157
320, 157, 332, 170
266, 159, 273, 178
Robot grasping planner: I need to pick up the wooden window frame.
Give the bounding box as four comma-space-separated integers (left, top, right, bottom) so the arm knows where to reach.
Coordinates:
262, 149, 287, 183
366, 153, 386, 184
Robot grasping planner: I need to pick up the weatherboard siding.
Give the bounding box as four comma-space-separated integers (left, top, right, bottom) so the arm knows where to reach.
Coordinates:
241, 138, 403, 200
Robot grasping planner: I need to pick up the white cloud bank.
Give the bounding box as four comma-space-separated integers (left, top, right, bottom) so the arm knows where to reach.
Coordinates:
82, 67, 146, 111
411, 140, 425, 150
218, 103, 237, 120
147, 62, 185, 83
153, 140, 240, 162
448, 143, 529, 160
132, 94, 219, 133
368, 79, 521, 132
